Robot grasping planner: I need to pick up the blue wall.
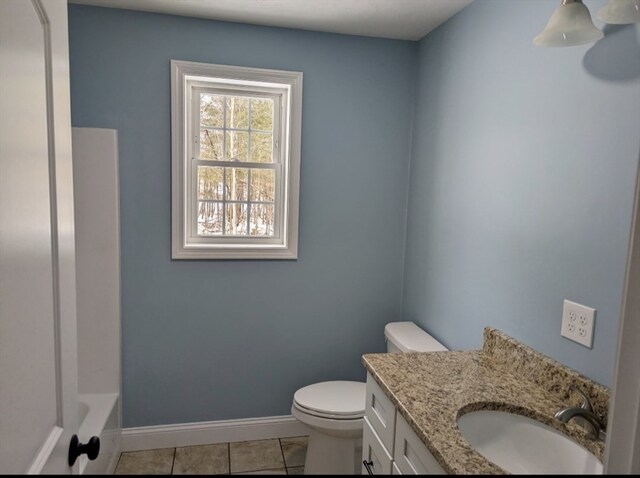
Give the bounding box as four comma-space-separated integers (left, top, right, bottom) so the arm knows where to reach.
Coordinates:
69, 0, 640, 427
402, 0, 640, 387
68, 6, 417, 427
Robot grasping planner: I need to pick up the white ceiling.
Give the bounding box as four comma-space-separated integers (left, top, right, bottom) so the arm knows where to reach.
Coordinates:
69, 0, 473, 41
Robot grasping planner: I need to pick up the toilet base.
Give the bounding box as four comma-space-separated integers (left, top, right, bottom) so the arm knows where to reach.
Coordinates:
304, 430, 362, 475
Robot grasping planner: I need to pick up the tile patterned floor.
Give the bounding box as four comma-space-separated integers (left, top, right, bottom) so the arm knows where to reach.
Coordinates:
114, 437, 308, 475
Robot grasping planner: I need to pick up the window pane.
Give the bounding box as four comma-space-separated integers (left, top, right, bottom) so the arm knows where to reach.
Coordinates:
197, 166, 224, 200
250, 98, 273, 131
250, 169, 275, 202
200, 129, 223, 160
225, 96, 249, 129
198, 201, 223, 235
224, 167, 248, 201
225, 131, 248, 161
250, 203, 274, 237
225, 203, 248, 235
250, 133, 273, 163
200, 93, 224, 128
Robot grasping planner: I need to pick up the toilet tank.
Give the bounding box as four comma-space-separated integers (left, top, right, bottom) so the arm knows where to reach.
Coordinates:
384, 322, 448, 353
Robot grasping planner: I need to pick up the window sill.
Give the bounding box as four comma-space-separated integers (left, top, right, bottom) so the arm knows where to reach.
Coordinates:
171, 244, 298, 260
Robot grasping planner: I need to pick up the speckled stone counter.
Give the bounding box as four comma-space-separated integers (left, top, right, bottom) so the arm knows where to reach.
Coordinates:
361, 328, 609, 474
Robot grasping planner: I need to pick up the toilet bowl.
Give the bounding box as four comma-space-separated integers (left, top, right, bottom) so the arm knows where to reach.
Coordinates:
291, 381, 365, 474
291, 322, 448, 475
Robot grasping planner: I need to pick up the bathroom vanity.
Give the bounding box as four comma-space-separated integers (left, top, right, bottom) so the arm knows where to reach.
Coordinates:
361, 328, 609, 474
362, 372, 444, 474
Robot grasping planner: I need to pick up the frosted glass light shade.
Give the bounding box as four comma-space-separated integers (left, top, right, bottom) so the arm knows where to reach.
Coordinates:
534, 0, 604, 47
598, 0, 640, 24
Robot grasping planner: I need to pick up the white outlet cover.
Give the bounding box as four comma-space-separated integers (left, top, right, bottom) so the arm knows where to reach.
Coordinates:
561, 300, 596, 348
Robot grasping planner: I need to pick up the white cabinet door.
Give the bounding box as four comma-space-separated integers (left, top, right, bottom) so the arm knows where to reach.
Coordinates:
362, 417, 393, 475
0, 0, 79, 473
365, 372, 397, 452
393, 413, 445, 475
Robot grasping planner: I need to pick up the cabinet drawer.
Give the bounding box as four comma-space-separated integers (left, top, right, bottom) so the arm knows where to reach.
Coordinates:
394, 412, 445, 475
365, 372, 396, 452
362, 416, 393, 475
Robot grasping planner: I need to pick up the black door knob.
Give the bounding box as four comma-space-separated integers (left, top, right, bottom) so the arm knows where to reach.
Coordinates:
68, 434, 100, 466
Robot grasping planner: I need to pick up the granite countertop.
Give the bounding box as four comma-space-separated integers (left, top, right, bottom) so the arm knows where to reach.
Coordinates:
361, 328, 609, 475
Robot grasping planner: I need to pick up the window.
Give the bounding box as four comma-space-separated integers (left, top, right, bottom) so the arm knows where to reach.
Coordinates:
171, 61, 302, 259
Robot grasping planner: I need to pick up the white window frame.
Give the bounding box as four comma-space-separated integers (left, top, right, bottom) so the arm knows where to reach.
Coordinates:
171, 60, 302, 259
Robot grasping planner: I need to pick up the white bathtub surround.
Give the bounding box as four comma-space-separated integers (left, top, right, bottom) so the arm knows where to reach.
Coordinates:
72, 128, 122, 473
73, 127, 121, 396
77, 393, 120, 474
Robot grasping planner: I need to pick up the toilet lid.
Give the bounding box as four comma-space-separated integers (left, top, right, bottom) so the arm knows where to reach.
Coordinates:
293, 381, 365, 417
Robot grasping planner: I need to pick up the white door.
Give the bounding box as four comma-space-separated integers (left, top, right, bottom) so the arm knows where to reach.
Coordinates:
0, 0, 79, 473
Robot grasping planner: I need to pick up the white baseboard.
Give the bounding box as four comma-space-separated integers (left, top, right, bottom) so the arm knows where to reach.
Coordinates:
122, 415, 309, 452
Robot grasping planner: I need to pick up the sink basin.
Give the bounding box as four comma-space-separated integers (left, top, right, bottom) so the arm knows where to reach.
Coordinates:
457, 410, 602, 474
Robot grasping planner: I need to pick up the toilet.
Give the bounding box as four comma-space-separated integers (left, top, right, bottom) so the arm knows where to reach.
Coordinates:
291, 322, 448, 475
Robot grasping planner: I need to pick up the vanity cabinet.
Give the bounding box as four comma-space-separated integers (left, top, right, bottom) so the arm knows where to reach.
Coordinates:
362, 373, 446, 475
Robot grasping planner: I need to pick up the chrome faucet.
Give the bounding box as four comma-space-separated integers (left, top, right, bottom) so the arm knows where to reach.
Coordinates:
554, 385, 606, 440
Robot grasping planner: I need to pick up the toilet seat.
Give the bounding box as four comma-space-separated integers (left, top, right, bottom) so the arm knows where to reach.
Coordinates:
291, 403, 364, 438
293, 400, 363, 420
293, 381, 365, 420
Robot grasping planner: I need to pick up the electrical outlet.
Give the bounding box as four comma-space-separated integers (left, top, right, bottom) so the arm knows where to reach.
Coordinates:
561, 300, 596, 348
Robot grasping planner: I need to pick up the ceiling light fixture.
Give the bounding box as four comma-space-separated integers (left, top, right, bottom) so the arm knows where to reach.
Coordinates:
534, 0, 604, 47
598, 0, 640, 24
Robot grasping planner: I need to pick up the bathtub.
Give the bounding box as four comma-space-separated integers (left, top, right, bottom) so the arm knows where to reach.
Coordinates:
77, 393, 121, 474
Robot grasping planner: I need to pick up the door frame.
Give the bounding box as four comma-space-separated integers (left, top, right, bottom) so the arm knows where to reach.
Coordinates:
605, 148, 640, 474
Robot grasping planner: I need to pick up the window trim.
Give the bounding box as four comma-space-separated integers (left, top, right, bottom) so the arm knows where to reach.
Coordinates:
171, 60, 302, 259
